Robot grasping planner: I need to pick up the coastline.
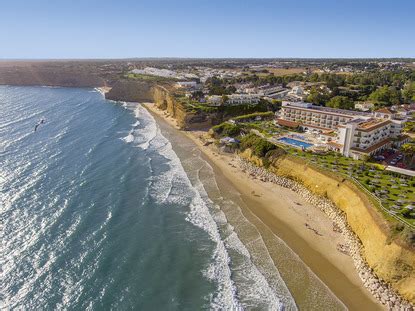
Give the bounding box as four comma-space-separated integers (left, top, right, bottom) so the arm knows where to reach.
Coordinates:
143, 102, 384, 310
95, 86, 112, 96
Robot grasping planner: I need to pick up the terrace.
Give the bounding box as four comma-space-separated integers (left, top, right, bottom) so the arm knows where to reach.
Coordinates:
285, 149, 415, 227
217, 117, 415, 226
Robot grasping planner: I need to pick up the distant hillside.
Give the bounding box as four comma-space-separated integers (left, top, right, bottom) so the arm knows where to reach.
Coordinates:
0, 60, 126, 88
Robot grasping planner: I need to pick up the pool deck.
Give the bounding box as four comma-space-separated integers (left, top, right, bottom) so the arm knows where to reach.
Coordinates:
278, 136, 314, 149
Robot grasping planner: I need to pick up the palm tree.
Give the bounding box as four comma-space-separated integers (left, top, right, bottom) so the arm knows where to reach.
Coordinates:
401, 143, 415, 169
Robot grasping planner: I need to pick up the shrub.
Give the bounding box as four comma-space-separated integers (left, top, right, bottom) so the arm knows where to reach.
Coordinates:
401, 209, 415, 219
240, 133, 276, 157
211, 122, 241, 137
233, 111, 274, 122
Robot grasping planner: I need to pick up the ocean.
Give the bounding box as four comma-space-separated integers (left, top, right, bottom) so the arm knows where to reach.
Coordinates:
1, 86, 351, 310
1, 86, 300, 310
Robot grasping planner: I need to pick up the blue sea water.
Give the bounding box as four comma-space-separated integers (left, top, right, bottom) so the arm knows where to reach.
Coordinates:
1, 86, 297, 310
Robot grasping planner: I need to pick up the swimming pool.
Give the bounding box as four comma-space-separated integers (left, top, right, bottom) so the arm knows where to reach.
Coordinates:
278, 137, 313, 149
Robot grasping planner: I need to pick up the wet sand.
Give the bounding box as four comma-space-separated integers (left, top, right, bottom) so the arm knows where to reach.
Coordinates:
143, 103, 383, 310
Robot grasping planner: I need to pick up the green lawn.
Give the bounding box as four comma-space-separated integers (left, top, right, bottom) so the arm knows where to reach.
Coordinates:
125, 73, 178, 82
289, 149, 415, 226
243, 121, 285, 137
212, 118, 415, 226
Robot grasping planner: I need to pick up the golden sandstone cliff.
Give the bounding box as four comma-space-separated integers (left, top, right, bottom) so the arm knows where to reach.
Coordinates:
149, 83, 415, 303
151, 85, 218, 130
151, 85, 190, 129
241, 151, 415, 304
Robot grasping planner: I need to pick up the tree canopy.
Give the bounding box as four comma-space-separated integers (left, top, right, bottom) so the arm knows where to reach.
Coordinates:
326, 96, 353, 109
402, 82, 415, 102
368, 86, 401, 106
306, 86, 330, 105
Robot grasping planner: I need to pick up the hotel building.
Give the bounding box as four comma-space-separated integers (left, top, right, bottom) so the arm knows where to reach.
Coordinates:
277, 101, 408, 160
207, 94, 260, 106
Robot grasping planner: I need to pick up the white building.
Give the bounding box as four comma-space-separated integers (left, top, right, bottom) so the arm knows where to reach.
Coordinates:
278, 101, 362, 130
207, 94, 260, 106
244, 84, 286, 97
131, 67, 179, 78
338, 119, 394, 159
278, 101, 408, 159
131, 67, 196, 80
355, 102, 374, 112
207, 95, 223, 106
176, 81, 198, 88
288, 86, 306, 99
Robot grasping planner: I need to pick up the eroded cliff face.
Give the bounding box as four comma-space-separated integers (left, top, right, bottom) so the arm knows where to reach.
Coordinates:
105, 80, 155, 102
150, 85, 276, 130
241, 151, 415, 303
151, 85, 216, 130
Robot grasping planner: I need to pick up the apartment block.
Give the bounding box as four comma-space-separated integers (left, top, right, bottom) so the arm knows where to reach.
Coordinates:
277, 101, 408, 159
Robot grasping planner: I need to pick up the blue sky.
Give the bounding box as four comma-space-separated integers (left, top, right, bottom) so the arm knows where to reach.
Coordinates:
0, 0, 413, 59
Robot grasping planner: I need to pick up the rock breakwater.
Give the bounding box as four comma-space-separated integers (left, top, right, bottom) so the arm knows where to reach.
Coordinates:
237, 157, 414, 310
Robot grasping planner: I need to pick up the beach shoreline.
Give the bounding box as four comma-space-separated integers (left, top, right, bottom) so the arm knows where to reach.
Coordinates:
95, 86, 112, 96
143, 102, 384, 310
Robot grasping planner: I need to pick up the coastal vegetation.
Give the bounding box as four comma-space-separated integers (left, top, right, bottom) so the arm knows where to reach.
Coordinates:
401, 142, 415, 168
402, 81, 415, 102
125, 72, 179, 82
211, 122, 241, 137
237, 155, 415, 306
239, 133, 278, 158
325, 95, 354, 109
404, 120, 415, 133
98, 61, 415, 307
289, 149, 415, 228
209, 111, 415, 228
211, 112, 275, 138
2, 58, 414, 308
225, 68, 415, 107
232, 111, 274, 122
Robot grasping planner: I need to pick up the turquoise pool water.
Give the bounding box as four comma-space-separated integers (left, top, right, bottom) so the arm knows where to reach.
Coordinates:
278, 137, 313, 149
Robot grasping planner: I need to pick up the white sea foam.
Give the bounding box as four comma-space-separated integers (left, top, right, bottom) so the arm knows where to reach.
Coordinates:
121, 130, 134, 143
193, 173, 296, 310
120, 106, 157, 149
125, 105, 299, 310
125, 105, 241, 309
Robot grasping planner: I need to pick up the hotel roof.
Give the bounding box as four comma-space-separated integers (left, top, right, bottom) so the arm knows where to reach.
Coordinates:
327, 141, 343, 148
282, 101, 372, 118
276, 118, 299, 128
351, 138, 391, 154
356, 119, 391, 132
375, 108, 395, 114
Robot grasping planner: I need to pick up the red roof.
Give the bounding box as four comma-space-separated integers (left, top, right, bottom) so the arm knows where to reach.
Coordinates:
327, 142, 343, 148
276, 118, 299, 128
375, 108, 394, 114
350, 138, 391, 154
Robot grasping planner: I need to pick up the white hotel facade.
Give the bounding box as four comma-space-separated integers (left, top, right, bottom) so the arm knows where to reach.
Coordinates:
278, 102, 408, 160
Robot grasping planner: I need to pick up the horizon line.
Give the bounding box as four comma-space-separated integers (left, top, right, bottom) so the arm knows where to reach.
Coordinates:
1, 57, 415, 61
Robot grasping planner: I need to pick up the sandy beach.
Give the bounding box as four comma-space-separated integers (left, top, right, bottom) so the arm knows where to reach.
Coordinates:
143, 102, 383, 310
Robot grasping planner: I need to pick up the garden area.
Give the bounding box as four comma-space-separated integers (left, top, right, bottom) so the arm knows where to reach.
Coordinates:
289, 149, 415, 226
125, 72, 178, 82
209, 117, 415, 226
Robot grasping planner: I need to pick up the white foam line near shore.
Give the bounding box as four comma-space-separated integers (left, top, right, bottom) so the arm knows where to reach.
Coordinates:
191, 155, 300, 310
129, 104, 298, 310
126, 105, 242, 309
237, 158, 414, 310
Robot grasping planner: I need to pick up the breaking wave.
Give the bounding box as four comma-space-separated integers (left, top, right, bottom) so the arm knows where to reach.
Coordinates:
122, 105, 295, 310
